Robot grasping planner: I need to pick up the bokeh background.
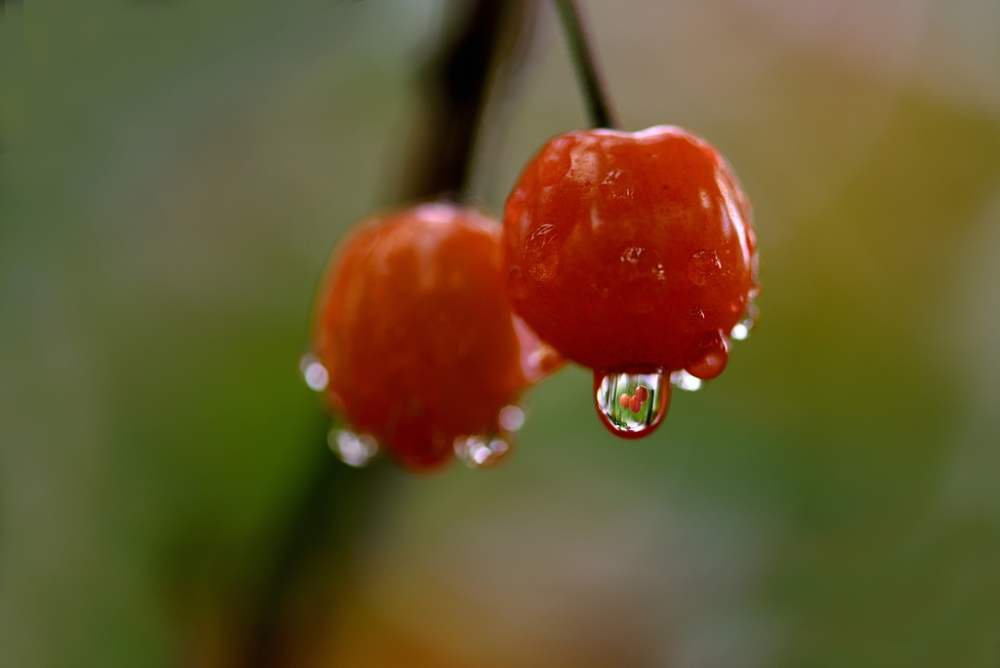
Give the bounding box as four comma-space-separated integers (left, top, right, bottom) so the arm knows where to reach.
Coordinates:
3, 0, 1000, 666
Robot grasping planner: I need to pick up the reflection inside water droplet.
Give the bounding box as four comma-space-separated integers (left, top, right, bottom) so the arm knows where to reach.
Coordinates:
454, 434, 510, 469
593, 369, 670, 439
299, 353, 329, 392
671, 370, 703, 392
328, 428, 378, 467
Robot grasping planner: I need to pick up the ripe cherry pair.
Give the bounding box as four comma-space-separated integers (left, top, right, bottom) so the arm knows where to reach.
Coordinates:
306, 125, 759, 471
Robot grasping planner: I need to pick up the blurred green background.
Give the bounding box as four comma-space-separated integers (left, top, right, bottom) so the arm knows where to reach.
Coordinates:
2, 0, 1000, 666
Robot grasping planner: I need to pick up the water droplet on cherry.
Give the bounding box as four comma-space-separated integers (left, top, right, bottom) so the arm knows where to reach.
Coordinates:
328, 428, 378, 467
454, 434, 511, 469
525, 224, 560, 282
686, 332, 730, 379
498, 405, 525, 433
731, 301, 759, 341
299, 353, 329, 392
621, 246, 643, 264
593, 369, 670, 439
670, 370, 703, 392
513, 315, 565, 383
688, 250, 723, 286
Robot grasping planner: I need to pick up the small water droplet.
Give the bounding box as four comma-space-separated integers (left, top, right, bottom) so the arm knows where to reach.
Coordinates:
513, 315, 565, 383
526, 224, 560, 282
300, 353, 329, 392
498, 405, 525, 433
593, 369, 670, 439
688, 250, 723, 286
686, 332, 730, 379
328, 428, 378, 467
454, 434, 511, 469
621, 246, 643, 264
671, 370, 703, 392
731, 302, 760, 341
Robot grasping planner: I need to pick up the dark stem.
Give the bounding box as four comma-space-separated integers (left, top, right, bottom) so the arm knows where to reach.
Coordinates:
237, 2, 538, 666
240, 417, 392, 668
551, 0, 618, 130
401, 0, 536, 201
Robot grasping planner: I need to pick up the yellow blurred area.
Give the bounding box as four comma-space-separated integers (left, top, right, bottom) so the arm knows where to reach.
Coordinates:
2, 0, 999, 666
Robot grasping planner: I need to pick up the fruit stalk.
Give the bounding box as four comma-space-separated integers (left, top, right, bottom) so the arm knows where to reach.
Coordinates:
551, 0, 618, 129
400, 0, 540, 201
238, 2, 539, 666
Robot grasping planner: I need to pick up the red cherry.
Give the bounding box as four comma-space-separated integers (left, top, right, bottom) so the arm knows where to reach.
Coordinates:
619, 393, 631, 408
628, 394, 642, 413
633, 385, 648, 402
314, 203, 561, 471
503, 126, 757, 375
503, 126, 758, 438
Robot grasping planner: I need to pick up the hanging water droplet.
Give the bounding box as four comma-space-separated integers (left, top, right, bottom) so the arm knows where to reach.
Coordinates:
299, 353, 329, 392
731, 301, 760, 341
671, 370, 703, 392
498, 405, 525, 433
593, 369, 670, 439
688, 249, 723, 286
328, 428, 378, 467
513, 315, 565, 383
454, 434, 511, 469
686, 332, 730, 379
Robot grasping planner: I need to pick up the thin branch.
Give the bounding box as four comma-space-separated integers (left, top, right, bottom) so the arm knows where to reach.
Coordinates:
552, 0, 618, 129
237, 2, 540, 666
401, 0, 536, 201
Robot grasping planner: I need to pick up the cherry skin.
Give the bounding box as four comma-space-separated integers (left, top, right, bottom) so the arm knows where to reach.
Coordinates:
314, 202, 561, 471
503, 126, 758, 412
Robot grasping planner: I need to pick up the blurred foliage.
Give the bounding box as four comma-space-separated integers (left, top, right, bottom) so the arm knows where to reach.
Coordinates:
2, 1, 1000, 667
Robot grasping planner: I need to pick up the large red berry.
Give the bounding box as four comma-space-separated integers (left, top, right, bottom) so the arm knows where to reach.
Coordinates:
313, 203, 561, 471
503, 126, 758, 437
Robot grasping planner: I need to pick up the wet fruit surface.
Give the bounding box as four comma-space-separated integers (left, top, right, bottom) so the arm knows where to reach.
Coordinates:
503, 126, 759, 379
313, 203, 561, 471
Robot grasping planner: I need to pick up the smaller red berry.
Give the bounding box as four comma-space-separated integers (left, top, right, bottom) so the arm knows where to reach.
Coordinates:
619, 393, 631, 408
311, 202, 562, 471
